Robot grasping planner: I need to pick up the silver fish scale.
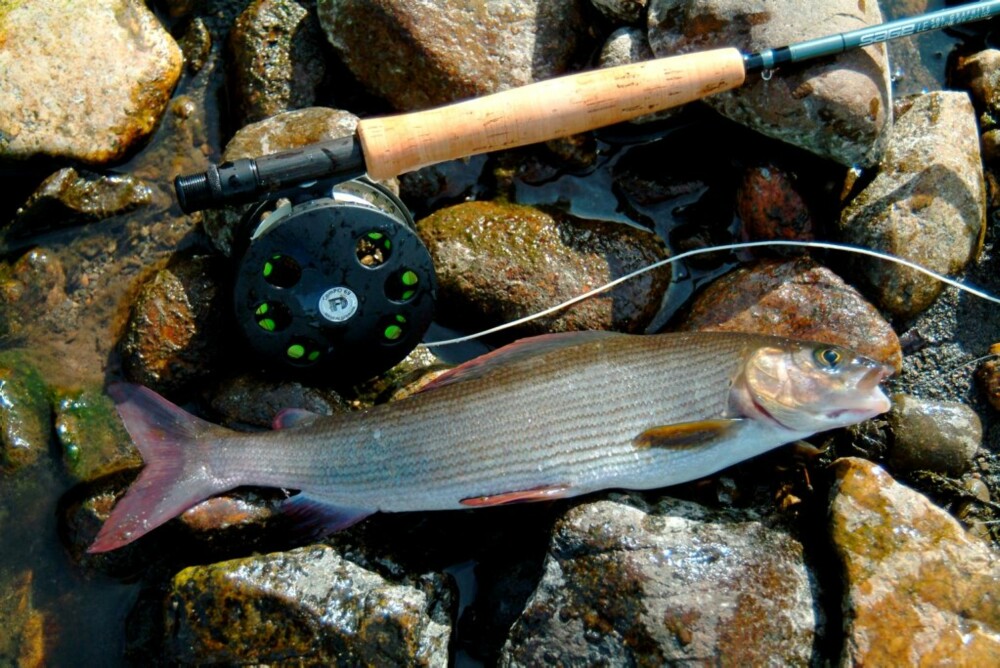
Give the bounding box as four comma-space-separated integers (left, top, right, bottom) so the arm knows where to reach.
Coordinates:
211, 333, 755, 511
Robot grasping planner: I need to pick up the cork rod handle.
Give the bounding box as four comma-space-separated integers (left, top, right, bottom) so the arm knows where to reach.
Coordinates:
357, 48, 746, 181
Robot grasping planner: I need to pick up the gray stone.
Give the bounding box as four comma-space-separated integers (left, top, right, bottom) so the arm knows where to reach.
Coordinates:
165, 545, 452, 666
316, 0, 594, 111
829, 457, 1000, 666
838, 91, 986, 318
886, 394, 982, 476
598, 27, 654, 68
0, 0, 183, 163
501, 496, 820, 666
648, 0, 891, 167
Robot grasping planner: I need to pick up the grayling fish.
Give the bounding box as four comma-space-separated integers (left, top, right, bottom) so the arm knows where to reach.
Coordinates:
89, 330, 893, 552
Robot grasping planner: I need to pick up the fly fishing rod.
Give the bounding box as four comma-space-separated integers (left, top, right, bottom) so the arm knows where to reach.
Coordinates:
175, 0, 1000, 212
172, 0, 1000, 381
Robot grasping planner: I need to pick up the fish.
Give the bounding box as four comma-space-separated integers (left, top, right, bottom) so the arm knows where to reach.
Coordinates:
88, 330, 893, 552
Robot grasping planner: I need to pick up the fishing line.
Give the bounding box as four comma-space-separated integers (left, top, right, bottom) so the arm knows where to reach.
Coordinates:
422, 240, 1000, 348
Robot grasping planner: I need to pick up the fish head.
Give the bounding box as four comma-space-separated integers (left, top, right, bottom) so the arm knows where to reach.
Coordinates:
732, 339, 894, 434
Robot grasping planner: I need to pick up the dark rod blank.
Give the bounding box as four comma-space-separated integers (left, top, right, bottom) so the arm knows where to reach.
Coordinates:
744, 0, 1000, 72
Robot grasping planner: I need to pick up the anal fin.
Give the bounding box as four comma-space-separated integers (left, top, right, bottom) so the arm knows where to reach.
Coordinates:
633, 418, 745, 450
460, 483, 570, 507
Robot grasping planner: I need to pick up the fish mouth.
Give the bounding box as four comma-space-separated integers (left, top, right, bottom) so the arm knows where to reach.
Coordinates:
862, 361, 896, 389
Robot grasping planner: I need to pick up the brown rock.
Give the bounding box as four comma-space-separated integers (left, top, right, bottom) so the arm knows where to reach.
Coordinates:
0, 571, 47, 667
9, 167, 153, 236
316, 0, 593, 111
416, 201, 672, 337
0, 0, 183, 163
955, 49, 1000, 119
228, 0, 329, 126
736, 164, 814, 243
677, 257, 902, 370
978, 357, 1000, 410
829, 457, 1000, 666
120, 255, 226, 394
838, 91, 986, 318
648, 0, 891, 167
165, 545, 452, 665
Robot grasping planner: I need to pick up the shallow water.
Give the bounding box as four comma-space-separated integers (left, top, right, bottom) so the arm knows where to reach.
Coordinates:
0, 0, 993, 664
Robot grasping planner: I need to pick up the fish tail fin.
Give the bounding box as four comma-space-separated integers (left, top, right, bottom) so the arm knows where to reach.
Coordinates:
88, 383, 232, 553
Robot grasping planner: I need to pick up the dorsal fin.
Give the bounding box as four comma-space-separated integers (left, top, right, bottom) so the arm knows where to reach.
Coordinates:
419, 330, 621, 393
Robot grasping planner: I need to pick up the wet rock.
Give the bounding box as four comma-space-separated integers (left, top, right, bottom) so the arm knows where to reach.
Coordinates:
0, 0, 183, 163
978, 356, 1000, 411
501, 495, 819, 666
954, 49, 1000, 121
0, 249, 68, 340
210, 375, 350, 428
983, 129, 1000, 164
165, 545, 452, 665
54, 387, 139, 483
736, 163, 814, 243
120, 255, 227, 395
178, 17, 212, 74
829, 457, 1000, 666
228, 0, 329, 126
591, 0, 646, 25
8, 168, 153, 237
0, 353, 51, 472
204, 107, 362, 256
648, 0, 891, 167
838, 91, 986, 319
316, 0, 594, 110
676, 257, 902, 370
0, 571, 46, 667
416, 201, 672, 337
886, 394, 982, 476
352, 344, 447, 404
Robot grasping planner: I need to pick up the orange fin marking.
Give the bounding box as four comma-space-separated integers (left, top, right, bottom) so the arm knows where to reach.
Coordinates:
460, 484, 570, 507
633, 418, 745, 450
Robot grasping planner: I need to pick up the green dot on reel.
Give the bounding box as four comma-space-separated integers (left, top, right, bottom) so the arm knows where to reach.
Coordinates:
384, 325, 403, 340
258, 318, 276, 331
287, 343, 306, 359
401, 270, 418, 286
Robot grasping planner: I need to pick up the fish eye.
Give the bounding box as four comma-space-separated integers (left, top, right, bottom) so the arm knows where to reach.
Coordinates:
814, 347, 843, 370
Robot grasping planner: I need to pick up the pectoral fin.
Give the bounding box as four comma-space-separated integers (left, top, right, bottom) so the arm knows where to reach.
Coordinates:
633, 418, 745, 450
273, 408, 322, 430
460, 483, 570, 507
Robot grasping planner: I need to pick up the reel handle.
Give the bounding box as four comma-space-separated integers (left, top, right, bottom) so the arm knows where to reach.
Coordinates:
357, 47, 746, 180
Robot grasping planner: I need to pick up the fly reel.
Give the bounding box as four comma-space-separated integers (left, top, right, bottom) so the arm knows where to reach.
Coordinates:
232, 179, 436, 381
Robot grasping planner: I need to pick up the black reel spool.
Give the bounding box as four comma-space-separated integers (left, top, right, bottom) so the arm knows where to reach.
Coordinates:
232, 179, 436, 381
